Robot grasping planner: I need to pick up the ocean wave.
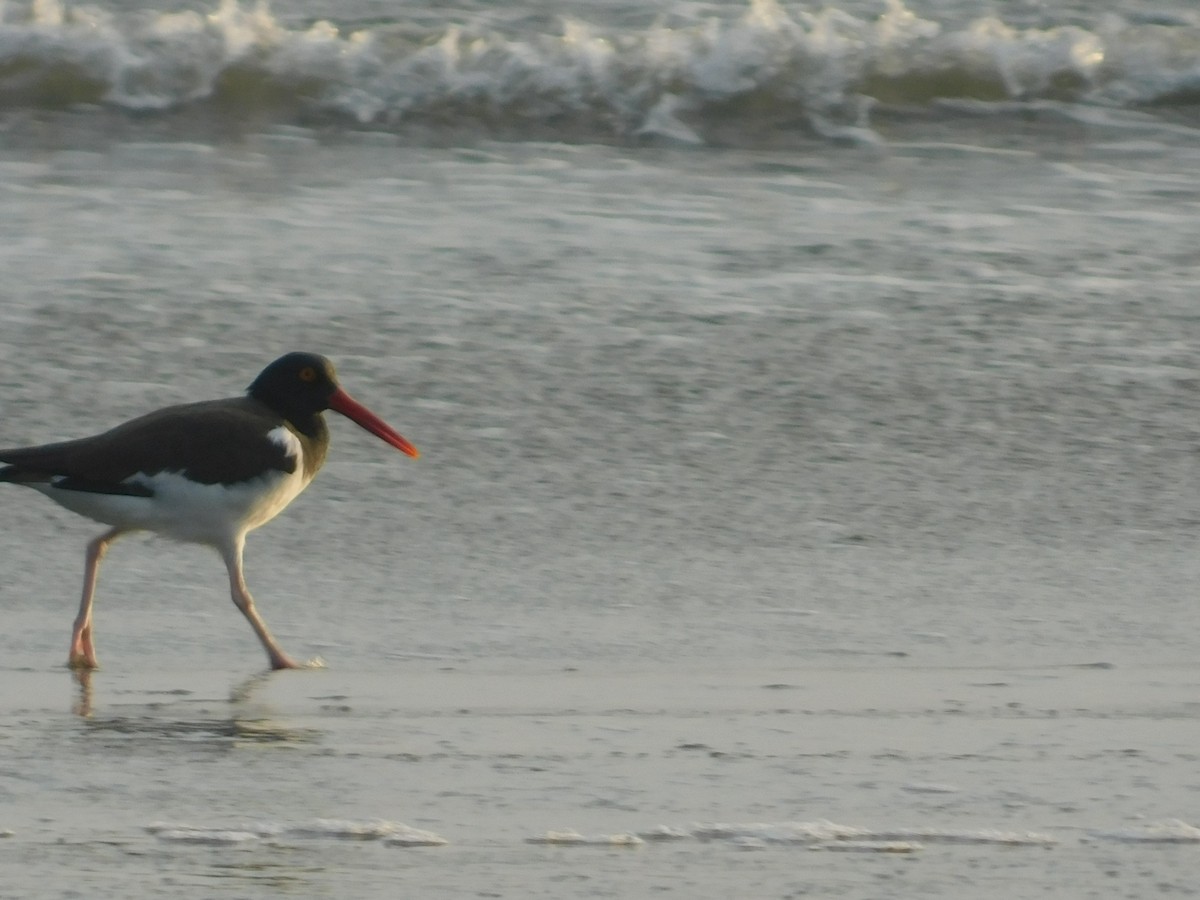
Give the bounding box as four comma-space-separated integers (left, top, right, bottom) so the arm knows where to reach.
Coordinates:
2, 0, 1199, 144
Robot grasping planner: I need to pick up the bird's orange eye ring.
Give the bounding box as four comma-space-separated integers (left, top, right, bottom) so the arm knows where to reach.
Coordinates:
299, 366, 317, 383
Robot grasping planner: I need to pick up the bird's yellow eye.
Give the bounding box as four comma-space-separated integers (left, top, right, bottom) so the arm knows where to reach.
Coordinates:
299, 366, 318, 383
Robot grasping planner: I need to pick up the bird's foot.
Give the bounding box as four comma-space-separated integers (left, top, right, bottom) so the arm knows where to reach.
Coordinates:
268, 654, 325, 671
67, 624, 99, 669
67, 649, 99, 670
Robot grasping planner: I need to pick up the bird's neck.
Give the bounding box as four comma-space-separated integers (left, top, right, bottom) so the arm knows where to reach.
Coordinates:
286, 409, 328, 442
291, 415, 330, 481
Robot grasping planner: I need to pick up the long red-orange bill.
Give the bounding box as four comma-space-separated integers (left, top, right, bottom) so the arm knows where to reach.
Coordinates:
329, 387, 419, 458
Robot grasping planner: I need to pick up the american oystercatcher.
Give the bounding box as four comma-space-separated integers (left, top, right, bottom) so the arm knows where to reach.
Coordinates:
0, 352, 418, 671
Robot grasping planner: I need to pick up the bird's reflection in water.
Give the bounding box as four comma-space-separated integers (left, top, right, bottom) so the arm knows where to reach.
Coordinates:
69, 669, 322, 747
71, 668, 94, 718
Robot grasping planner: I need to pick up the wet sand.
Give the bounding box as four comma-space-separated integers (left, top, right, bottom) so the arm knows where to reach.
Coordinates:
1, 652, 1198, 898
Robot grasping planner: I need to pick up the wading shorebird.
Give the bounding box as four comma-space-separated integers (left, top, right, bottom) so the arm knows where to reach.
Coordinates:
0, 352, 418, 670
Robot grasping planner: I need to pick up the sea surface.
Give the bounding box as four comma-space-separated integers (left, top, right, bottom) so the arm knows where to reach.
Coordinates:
2, 0, 1200, 896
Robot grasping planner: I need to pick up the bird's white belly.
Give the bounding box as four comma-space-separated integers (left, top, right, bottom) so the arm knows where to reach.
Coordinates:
35, 466, 311, 544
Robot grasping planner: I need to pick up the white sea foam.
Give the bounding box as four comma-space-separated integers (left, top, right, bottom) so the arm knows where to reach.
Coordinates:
530, 821, 1055, 850
146, 819, 448, 846
383, 826, 451, 848
646, 821, 1057, 846
129, 817, 1200, 852
1088, 820, 1200, 844
527, 830, 645, 846
285, 818, 417, 840
1, 0, 1197, 144
146, 823, 267, 844
901, 782, 960, 794
819, 841, 923, 853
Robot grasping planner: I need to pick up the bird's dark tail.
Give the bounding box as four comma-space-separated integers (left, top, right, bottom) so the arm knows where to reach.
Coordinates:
0, 464, 36, 484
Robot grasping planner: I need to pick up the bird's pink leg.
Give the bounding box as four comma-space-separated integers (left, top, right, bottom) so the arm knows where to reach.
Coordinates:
220, 538, 302, 670
68, 527, 125, 669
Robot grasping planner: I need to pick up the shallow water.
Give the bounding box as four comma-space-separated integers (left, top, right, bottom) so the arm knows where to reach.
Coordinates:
3, 1, 1200, 895
2, 124, 1199, 896
4, 662, 1200, 898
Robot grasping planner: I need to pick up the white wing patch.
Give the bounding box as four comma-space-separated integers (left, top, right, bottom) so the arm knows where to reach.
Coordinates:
266, 425, 303, 462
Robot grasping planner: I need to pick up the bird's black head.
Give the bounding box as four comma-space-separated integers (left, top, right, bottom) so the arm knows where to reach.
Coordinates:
247, 352, 420, 457
247, 352, 340, 427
